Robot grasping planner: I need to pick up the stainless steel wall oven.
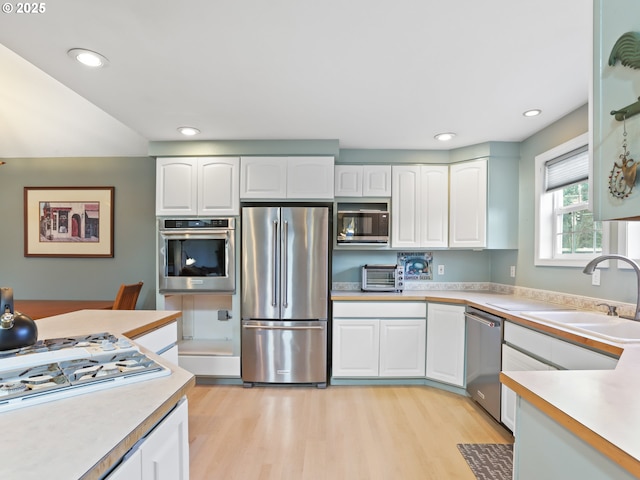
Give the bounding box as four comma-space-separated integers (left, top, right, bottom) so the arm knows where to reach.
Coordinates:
158, 218, 235, 293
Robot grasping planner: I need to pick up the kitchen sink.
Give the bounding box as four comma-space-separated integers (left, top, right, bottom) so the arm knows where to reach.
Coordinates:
519, 310, 612, 325
569, 321, 640, 341
519, 310, 640, 343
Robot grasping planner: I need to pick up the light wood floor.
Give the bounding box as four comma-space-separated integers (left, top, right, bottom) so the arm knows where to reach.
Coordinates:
187, 384, 513, 479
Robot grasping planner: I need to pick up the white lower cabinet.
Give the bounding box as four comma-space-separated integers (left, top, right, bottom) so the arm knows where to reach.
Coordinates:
500, 344, 556, 432
501, 321, 619, 431
134, 322, 179, 365
425, 303, 466, 387
332, 302, 426, 378
107, 397, 189, 480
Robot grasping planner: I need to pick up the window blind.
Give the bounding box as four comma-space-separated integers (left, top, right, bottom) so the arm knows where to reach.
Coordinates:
544, 144, 589, 192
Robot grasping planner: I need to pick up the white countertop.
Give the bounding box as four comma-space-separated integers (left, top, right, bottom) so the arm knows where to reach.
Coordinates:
0, 310, 195, 480
332, 290, 640, 476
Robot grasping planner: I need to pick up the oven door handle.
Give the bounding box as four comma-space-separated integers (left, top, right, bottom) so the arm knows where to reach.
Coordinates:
464, 312, 498, 328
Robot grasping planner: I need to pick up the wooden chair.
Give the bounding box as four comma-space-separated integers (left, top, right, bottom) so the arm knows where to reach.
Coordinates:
112, 281, 143, 310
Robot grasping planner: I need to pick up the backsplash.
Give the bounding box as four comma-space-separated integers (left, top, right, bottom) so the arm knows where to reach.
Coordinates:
331, 281, 637, 318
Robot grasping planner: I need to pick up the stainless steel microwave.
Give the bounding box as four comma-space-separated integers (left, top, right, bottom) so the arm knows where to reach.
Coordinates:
336, 210, 389, 244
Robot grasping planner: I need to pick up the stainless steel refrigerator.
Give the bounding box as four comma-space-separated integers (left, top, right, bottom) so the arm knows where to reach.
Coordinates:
241, 206, 329, 387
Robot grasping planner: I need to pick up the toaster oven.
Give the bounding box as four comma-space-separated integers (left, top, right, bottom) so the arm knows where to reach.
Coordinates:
361, 264, 404, 292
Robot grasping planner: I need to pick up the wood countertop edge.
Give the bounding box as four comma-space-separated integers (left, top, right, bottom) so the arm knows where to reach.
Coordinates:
80, 374, 196, 480
123, 311, 183, 339
500, 372, 640, 477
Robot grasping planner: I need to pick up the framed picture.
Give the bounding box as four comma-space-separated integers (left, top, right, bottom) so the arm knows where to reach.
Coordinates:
24, 186, 114, 258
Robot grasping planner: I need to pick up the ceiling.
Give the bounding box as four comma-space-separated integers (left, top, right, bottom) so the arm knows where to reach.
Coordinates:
0, 1, 591, 158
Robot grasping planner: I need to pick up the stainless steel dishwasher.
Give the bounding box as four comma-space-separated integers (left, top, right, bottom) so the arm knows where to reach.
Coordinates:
464, 306, 503, 423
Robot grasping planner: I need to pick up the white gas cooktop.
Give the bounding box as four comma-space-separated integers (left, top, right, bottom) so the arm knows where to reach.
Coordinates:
0, 333, 170, 413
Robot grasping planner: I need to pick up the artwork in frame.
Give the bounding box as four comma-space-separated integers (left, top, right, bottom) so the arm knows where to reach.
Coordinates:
24, 186, 114, 258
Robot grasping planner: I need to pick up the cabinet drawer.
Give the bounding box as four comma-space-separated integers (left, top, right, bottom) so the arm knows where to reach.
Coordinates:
502, 344, 555, 371
504, 322, 552, 360
135, 322, 178, 355
549, 336, 617, 370
333, 301, 425, 318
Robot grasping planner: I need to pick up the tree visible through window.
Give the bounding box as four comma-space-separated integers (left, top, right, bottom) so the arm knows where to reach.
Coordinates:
535, 132, 608, 267
554, 182, 603, 256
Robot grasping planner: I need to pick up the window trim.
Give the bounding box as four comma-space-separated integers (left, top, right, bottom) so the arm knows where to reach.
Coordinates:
534, 132, 609, 267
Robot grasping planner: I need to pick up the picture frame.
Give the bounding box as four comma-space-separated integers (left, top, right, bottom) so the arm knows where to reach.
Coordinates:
24, 186, 114, 258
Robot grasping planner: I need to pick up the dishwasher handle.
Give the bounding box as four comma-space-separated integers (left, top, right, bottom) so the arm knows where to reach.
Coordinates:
464, 312, 500, 328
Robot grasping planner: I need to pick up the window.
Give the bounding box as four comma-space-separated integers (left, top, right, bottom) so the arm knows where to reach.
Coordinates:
535, 133, 609, 266
617, 221, 640, 268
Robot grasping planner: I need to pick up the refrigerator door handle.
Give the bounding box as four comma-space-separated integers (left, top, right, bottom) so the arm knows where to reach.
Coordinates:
271, 220, 279, 307
282, 220, 289, 308
243, 324, 325, 330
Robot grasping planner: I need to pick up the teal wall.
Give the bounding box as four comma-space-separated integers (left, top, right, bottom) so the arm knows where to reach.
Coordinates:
512, 103, 639, 304
0, 156, 158, 309
332, 249, 496, 283
6, 107, 638, 308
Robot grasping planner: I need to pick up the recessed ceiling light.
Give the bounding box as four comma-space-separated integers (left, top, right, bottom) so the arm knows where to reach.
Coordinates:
523, 109, 542, 117
177, 126, 201, 136
67, 48, 109, 68
434, 132, 456, 141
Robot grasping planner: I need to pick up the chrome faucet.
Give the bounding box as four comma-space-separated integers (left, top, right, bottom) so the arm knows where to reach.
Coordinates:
583, 254, 640, 321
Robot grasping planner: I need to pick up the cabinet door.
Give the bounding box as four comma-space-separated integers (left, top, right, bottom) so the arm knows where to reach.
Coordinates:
501, 344, 555, 432
156, 158, 198, 216
107, 448, 142, 480
379, 319, 426, 377
286, 157, 335, 199
420, 165, 449, 247
140, 398, 189, 480
426, 303, 465, 386
332, 319, 379, 377
334, 165, 363, 197
240, 157, 287, 199
449, 159, 487, 248
391, 165, 421, 248
198, 157, 239, 215
362, 165, 391, 197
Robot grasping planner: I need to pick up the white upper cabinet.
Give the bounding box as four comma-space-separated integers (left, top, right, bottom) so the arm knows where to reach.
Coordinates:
156, 157, 239, 216
335, 165, 391, 197
198, 158, 240, 216
240, 157, 288, 199
391, 165, 448, 248
241, 156, 334, 200
287, 157, 335, 199
449, 159, 487, 248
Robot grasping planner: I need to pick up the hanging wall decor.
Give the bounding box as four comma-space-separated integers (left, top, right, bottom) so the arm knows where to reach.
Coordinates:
609, 31, 640, 69
608, 115, 637, 199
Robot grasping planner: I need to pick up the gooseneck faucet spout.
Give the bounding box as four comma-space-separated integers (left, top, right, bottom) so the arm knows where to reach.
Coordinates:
583, 254, 640, 321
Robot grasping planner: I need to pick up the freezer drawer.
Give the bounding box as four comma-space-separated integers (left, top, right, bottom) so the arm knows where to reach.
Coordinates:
241, 320, 327, 386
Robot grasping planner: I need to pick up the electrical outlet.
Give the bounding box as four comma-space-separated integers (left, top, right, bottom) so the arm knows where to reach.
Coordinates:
438, 265, 445, 275
510, 265, 516, 278
592, 269, 601, 286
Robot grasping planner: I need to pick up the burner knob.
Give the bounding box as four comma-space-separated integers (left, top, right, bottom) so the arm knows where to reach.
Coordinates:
101, 339, 116, 351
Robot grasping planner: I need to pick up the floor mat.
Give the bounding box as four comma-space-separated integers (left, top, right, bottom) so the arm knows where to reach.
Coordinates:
456, 443, 514, 480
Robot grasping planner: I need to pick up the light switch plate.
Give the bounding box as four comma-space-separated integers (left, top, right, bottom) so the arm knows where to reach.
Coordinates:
437, 265, 445, 275
592, 269, 601, 286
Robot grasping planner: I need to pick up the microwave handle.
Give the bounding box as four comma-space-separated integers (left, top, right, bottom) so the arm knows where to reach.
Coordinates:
272, 220, 278, 307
